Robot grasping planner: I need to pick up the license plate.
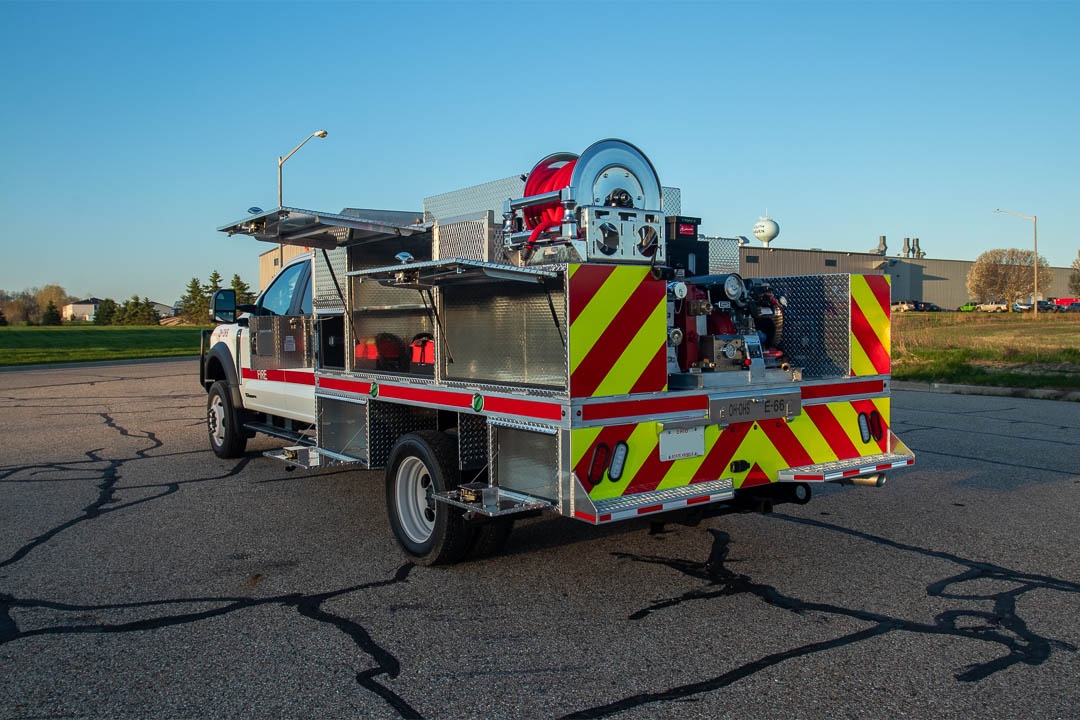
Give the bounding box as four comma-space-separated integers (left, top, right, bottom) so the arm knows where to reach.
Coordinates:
711, 390, 801, 425
659, 425, 705, 461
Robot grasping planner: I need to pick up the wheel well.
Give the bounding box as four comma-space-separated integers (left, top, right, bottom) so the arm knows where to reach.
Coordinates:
204, 356, 227, 391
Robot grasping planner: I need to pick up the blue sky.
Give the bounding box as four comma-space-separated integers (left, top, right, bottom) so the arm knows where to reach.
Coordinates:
1, 0, 1077, 303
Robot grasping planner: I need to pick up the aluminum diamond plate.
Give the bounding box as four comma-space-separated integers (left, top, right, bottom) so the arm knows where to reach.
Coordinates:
593, 478, 734, 514
764, 274, 851, 379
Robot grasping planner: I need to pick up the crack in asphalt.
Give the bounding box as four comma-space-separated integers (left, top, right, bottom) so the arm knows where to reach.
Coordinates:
562, 521, 1078, 719
0, 399, 424, 718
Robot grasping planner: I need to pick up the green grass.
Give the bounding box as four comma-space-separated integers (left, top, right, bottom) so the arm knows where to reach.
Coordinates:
892, 312, 1080, 390
0, 326, 211, 366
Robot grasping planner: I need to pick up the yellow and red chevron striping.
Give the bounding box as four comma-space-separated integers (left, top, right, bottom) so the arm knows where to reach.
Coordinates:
849, 274, 891, 376
573, 396, 893, 498
568, 265, 667, 398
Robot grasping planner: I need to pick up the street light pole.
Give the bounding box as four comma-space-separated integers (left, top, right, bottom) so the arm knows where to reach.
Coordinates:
275, 129, 328, 269
994, 209, 1038, 316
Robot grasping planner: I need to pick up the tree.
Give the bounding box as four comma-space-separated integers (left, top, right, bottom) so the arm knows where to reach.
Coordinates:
94, 298, 118, 325
34, 285, 68, 317
3, 299, 29, 324
179, 277, 209, 325
206, 270, 224, 294
966, 248, 1053, 307
41, 300, 62, 326
1069, 251, 1080, 296
230, 274, 255, 305
0, 308, 7, 326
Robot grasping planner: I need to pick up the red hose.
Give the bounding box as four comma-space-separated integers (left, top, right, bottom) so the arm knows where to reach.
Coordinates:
522, 157, 577, 251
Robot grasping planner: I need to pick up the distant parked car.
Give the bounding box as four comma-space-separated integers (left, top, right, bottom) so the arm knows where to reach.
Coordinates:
1013, 302, 1033, 313
919, 302, 944, 312
891, 300, 915, 312
1064, 302, 1080, 313
1035, 300, 1060, 313
958, 301, 978, 312
977, 300, 1008, 312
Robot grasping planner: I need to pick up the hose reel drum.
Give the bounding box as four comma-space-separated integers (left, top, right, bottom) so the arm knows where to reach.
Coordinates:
510, 139, 666, 264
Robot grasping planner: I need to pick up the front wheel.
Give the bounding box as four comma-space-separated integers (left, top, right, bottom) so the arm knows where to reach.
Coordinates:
207, 380, 247, 458
386, 430, 472, 566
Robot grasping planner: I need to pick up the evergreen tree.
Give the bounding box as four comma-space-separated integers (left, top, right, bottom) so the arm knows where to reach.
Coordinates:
94, 298, 118, 325
0, 308, 7, 326
41, 300, 62, 325
180, 277, 209, 325
206, 270, 224, 294
230, 274, 255, 305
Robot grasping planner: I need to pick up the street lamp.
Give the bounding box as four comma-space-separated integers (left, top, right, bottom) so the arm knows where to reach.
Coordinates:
277, 129, 328, 208
275, 130, 328, 271
994, 208, 1038, 315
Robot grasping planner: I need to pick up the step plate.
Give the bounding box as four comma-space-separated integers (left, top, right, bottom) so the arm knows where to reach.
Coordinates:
779, 452, 914, 482
580, 478, 735, 525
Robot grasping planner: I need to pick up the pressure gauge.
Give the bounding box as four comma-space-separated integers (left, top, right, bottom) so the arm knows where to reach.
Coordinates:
722, 273, 746, 302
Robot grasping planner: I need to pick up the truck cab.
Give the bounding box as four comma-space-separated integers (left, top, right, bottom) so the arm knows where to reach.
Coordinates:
201, 253, 316, 457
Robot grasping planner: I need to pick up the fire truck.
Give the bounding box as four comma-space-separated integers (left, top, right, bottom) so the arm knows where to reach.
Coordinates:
202, 138, 914, 565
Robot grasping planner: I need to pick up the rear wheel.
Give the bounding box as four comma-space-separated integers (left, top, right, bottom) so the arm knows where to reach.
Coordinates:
386, 430, 472, 565
207, 380, 246, 458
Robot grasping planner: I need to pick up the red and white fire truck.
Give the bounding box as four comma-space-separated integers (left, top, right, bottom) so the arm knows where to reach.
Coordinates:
202, 138, 914, 565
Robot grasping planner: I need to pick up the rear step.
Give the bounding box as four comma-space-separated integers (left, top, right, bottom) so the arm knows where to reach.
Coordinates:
576, 478, 735, 525
778, 432, 915, 482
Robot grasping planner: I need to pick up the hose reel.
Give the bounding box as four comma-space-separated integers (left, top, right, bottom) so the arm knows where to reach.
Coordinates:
509, 139, 665, 264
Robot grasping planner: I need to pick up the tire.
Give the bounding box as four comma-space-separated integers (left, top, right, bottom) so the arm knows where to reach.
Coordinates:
470, 519, 514, 559
385, 430, 472, 566
207, 380, 247, 459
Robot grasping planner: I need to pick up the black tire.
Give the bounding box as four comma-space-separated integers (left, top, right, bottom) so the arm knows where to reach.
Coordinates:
470, 519, 514, 559
207, 380, 247, 459
385, 430, 472, 566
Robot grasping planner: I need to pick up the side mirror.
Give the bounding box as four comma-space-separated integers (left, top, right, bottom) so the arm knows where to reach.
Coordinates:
210, 289, 237, 323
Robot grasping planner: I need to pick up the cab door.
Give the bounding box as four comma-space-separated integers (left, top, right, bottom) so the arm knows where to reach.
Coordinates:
244, 257, 315, 422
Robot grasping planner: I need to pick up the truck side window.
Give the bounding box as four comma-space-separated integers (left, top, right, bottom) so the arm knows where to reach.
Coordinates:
259, 262, 305, 316
299, 273, 313, 315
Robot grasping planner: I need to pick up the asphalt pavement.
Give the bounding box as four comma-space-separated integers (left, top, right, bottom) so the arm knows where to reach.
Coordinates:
1, 360, 1077, 719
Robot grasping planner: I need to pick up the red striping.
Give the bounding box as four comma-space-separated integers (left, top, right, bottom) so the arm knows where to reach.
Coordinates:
621, 442, 675, 496
628, 346, 669, 395
740, 463, 772, 488
573, 511, 596, 523
804, 404, 860, 460
636, 504, 664, 515
482, 395, 564, 422
842, 469, 861, 477
581, 393, 707, 422
801, 380, 884, 401
243, 368, 316, 385
568, 265, 617, 325
692, 421, 755, 483
571, 278, 665, 398
600, 514, 612, 522
317, 376, 372, 395
793, 474, 819, 481
687, 495, 713, 505
876, 463, 892, 471
863, 275, 892, 318
759, 418, 815, 470
850, 299, 891, 375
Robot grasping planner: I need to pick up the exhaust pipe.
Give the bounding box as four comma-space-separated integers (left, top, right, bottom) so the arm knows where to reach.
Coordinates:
840, 473, 886, 488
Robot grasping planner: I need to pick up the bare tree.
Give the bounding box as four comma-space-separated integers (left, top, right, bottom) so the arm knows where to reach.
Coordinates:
966, 248, 1052, 307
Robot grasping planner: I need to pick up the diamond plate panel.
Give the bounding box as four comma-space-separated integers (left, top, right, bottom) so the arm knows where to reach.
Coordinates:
433, 212, 511, 265
705, 235, 740, 274
425, 176, 524, 224
593, 478, 734, 514
368, 402, 437, 469
458, 413, 488, 471
313, 247, 348, 310
661, 186, 681, 216
763, 274, 851, 378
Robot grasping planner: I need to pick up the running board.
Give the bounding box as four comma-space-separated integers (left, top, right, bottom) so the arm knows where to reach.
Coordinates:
778, 431, 915, 482
243, 421, 314, 446
574, 478, 736, 525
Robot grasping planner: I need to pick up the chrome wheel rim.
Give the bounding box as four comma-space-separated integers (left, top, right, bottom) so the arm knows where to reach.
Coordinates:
208, 394, 226, 447
394, 457, 435, 544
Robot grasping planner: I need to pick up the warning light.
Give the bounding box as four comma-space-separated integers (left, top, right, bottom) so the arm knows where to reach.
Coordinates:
609, 442, 629, 481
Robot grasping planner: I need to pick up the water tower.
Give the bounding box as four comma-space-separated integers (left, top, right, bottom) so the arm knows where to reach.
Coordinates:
752, 215, 780, 247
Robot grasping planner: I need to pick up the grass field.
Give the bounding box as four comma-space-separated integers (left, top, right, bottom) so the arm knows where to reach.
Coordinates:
2, 315, 1079, 391
892, 311, 1080, 390
0, 326, 210, 366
